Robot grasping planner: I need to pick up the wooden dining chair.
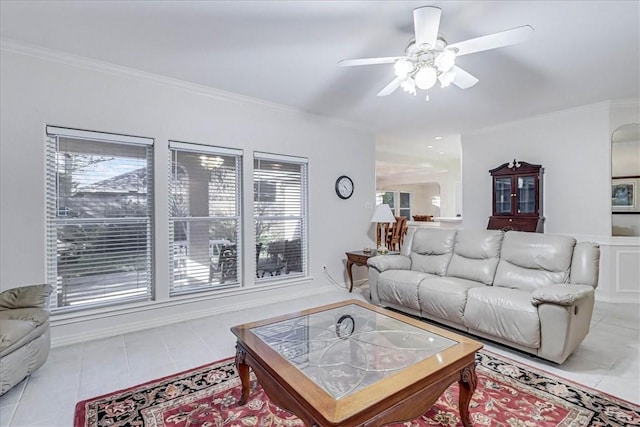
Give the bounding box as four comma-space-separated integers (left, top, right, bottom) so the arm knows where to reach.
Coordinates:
387, 216, 407, 251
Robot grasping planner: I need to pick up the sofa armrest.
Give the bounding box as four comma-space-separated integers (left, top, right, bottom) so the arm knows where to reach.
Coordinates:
367, 255, 411, 272
0, 284, 53, 310
531, 284, 594, 307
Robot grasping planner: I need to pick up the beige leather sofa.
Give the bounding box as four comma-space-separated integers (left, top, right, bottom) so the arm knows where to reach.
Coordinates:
368, 229, 600, 364
0, 284, 53, 395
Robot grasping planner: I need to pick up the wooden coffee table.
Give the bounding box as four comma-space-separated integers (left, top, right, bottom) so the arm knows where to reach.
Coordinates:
231, 299, 483, 426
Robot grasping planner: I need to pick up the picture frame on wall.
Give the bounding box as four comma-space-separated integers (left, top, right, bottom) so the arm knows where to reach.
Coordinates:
612, 177, 639, 213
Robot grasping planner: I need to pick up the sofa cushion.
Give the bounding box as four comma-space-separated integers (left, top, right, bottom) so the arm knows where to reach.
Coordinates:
570, 242, 600, 287
378, 270, 436, 312
494, 231, 576, 292
463, 287, 540, 348
0, 329, 51, 395
0, 284, 52, 310
0, 308, 50, 357
409, 228, 457, 276
418, 277, 486, 324
446, 230, 504, 285
399, 227, 416, 256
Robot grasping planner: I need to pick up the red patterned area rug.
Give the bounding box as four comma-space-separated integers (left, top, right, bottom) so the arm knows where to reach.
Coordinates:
75, 351, 640, 427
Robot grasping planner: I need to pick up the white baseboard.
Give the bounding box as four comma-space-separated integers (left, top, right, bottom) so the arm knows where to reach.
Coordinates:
595, 294, 640, 304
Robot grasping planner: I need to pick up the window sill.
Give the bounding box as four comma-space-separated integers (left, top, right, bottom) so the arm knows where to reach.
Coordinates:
51, 275, 314, 327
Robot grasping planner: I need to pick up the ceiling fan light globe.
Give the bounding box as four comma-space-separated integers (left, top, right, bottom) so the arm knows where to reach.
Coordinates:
401, 78, 417, 95
393, 59, 414, 78
438, 69, 456, 87
415, 66, 437, 90
435, 49, 456, 72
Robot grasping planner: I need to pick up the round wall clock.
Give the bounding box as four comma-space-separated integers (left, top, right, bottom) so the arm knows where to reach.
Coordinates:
335, 175, 354, 199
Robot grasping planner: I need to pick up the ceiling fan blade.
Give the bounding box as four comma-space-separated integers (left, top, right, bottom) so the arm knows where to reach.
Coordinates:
451, 66, 479, 89
377, 78, 402, 96
414, 6, 441, 47
338, 57, 403, 67
449, 25, 534, 56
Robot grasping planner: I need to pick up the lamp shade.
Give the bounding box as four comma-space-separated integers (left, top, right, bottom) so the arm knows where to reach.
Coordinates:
371, 204, 397, 223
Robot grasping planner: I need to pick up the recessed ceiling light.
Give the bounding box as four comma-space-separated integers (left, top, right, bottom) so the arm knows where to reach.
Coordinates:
438, 151, 444, 155
427, 145, 433, 149
434, 136, 443, 140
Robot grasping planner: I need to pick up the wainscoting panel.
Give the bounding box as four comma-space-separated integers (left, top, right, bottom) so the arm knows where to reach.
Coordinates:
616, 250, 640, 293
595, 237, 640, 304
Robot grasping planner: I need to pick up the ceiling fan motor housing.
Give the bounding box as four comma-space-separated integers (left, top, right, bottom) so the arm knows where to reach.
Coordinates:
397, 36, 457, 90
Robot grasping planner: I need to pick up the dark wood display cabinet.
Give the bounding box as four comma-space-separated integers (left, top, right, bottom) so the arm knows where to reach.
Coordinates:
487, 160, 544, 233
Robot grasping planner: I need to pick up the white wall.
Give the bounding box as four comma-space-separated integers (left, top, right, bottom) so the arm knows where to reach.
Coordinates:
0, 45, 376, 345
462, 103, 611, 235
462, 100, 640, 303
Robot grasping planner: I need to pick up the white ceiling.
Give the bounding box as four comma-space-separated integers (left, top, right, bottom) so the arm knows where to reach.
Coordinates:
1, 1, 638, 178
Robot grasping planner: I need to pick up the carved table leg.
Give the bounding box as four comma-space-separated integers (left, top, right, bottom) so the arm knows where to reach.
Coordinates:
458, 364, 478, 427
235, 343, 251, 405
346, 259, 355, 292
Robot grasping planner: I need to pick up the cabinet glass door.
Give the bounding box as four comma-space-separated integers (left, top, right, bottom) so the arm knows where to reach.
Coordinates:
517, 176, 536, 213
494, 177, 512, 214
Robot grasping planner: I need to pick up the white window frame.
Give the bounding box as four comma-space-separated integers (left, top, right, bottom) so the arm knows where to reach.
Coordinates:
45, 126, 154, 311
254, 152, 308, 281
168, 141, 243, 295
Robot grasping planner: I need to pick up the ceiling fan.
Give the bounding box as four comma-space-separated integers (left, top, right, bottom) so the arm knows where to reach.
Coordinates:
338, 6, 534, 98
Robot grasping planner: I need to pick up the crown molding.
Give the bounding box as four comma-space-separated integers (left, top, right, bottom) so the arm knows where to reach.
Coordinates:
609, 98, 640, 108
466, 100, 616, 137
0, 38, 369, 133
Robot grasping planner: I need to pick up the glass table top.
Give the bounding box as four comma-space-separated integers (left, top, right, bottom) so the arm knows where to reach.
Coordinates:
251, 304, 457, 399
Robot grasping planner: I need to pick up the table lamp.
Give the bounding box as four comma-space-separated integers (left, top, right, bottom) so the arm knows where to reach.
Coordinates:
370, 203, 396, 252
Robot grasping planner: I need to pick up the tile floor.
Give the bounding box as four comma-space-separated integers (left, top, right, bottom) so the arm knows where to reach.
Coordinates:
1, 286, 638, 427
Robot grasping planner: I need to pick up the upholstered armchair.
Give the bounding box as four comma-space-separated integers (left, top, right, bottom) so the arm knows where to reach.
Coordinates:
0, 284, 53, 395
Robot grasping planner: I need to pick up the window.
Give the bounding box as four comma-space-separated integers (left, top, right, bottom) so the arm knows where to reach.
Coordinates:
46, 127, 153, 311
380, 191, 395, 211
254, 152, 307, 280
399, 192, 411, 219
169, 142, 242, 294
376, 191, 412, 219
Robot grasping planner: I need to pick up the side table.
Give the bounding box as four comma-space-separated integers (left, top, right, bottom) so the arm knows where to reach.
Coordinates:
345, 250, 378, 292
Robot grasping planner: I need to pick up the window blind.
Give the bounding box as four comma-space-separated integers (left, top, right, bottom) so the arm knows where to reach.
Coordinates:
254, 153, 308, 280
46, 129, 153, 311
169, 142, 242, 294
